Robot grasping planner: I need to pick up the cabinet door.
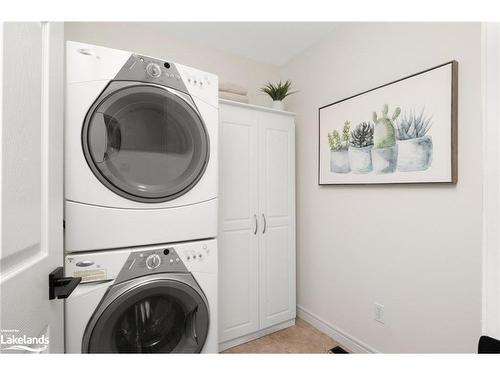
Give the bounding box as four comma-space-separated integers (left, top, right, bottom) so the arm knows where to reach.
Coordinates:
218, 104, 260, 343
258, 112, 296, 329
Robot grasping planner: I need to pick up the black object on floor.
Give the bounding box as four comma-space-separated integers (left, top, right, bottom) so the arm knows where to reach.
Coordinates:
328, 346, 349, 354
478, 335, 500, 353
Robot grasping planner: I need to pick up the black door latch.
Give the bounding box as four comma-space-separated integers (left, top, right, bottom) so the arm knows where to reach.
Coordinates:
49, 267, 81, 300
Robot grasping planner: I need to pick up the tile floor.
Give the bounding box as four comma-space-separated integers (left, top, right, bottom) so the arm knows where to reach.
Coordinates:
223, 318, 341, 353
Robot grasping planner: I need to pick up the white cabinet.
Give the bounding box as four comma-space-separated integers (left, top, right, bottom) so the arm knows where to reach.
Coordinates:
218, 100, 296, 350
218, 102, 260, 343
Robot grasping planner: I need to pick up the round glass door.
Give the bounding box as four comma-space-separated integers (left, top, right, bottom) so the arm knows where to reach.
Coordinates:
82, 84, 209, 203
84, 279, 209, 353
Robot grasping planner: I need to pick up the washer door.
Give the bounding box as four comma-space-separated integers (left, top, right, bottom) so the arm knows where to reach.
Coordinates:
83, 278, 209, 353
82, 84, 209, 203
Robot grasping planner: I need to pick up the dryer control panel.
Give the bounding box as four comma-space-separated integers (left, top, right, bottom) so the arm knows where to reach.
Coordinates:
114, 54, 189, 95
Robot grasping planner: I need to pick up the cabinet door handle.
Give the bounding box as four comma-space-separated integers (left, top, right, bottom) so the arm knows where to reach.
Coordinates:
253, 214, 258, 235
262, 214, 267, 234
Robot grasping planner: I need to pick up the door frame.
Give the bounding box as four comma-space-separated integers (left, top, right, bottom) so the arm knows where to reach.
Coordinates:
482, 22, 500, 339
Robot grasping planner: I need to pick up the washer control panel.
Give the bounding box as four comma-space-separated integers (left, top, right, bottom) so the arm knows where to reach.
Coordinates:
66, 239, 217, 284
125, 247, 183, 270
114, 246, 189, 284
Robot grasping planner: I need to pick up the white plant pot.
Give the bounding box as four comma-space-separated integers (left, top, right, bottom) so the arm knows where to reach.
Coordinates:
272, 100, 285, 110
372, 144, 398, 174
330, 150, 350, 173
397, 135, 433, 172
348, 146, 373, 174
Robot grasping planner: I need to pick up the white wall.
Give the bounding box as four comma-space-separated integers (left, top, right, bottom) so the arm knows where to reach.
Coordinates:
281, 22, 482, 353
64, 22, 280, 106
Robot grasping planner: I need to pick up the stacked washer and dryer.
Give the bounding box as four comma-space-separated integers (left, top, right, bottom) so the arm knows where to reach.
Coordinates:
64, 41, 219, 353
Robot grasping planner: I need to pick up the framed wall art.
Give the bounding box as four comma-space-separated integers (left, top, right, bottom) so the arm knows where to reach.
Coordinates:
318, 61, 458, 185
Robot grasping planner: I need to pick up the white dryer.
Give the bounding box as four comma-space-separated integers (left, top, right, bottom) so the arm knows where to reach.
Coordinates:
65, 41, 218, 252
65, 239, 217, 353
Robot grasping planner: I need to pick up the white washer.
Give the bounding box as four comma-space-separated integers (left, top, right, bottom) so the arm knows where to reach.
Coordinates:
65, 239, 217, 353
65, 41, 218, 252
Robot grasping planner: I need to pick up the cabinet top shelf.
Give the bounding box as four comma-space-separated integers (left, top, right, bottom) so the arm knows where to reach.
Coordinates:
219, 99, 296, 117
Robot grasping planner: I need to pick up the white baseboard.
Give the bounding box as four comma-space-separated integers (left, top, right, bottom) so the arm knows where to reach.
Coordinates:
297, 305, 378, 353
219, 319, 295, 352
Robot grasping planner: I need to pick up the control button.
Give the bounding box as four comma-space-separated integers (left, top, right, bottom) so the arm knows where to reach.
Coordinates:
193, 255, 197, 259
146, 62, 162, 78
187, 256, 191, 260
198, 254, 202, 258
169, 259, 174, 264
145, 254, 161, 270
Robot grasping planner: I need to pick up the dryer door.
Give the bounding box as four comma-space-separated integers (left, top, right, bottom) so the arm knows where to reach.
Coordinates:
82, 83, 209, 203
83, 277, 209, 353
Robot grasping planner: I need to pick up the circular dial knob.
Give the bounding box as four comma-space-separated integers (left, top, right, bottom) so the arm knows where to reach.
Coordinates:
146, 62, 162, 78
145, 254, 161, 270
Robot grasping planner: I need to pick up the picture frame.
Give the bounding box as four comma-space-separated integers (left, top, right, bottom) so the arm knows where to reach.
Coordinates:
318, 61, 458, 185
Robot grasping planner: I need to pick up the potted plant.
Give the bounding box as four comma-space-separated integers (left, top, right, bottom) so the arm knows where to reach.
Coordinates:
372, 104, 400, 174
348, 121, 374, 173
396, 109, 433, 171
260, 80, 297, 110
328, 121, 351, 173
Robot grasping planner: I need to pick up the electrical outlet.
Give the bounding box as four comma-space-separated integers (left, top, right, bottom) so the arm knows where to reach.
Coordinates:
374, 303, 385, 324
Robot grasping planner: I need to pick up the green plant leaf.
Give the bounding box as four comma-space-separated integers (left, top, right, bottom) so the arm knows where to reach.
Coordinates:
260, 80, 298, 100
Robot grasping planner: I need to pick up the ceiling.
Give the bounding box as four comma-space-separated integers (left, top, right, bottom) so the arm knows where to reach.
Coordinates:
146, 22, 338, 66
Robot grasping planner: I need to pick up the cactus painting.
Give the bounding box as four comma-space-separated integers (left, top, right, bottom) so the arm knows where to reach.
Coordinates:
350, 122, 373, 148
348, 122, 374, 173
373, 104, 400, 149
328, 121, 351, 173
396, 109, 434, 172
371, 104, 400, 173
319, 61, 457, 184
